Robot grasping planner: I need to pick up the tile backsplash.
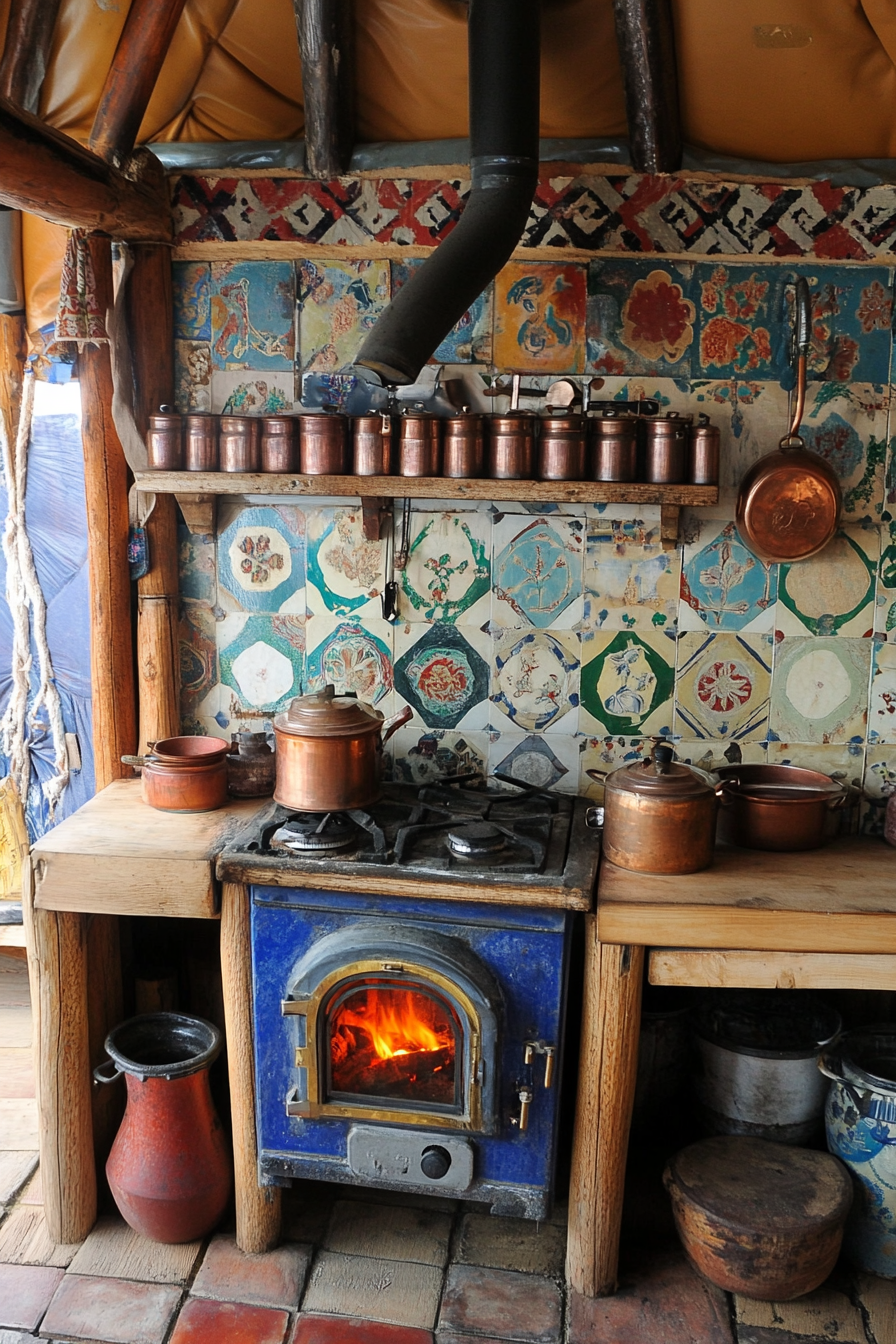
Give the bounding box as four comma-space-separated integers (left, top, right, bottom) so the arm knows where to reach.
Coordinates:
173, 169, 896, 829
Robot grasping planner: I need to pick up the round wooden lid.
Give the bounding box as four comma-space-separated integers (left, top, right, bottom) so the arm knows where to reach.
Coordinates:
666, 1137, 853, 1233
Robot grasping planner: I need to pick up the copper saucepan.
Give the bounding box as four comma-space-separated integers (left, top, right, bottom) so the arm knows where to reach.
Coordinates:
736, 277, 841, 564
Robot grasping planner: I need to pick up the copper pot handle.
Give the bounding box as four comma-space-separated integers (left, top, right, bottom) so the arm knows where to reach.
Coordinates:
380, 705, 413, 745
786, 278, 811, 439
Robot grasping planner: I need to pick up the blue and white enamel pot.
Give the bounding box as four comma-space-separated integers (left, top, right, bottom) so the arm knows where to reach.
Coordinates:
820, 1026, 896, 1278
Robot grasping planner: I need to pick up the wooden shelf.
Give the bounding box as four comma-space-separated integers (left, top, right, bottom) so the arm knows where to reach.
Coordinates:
134, 471, 719, 545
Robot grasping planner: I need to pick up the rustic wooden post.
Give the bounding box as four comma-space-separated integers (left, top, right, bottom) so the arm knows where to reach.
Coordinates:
612, 0, 682, 174
294, 0, 355, 178
567, 925, 644, 1297
220, 881, 282, 1253
0, 0, 63, 113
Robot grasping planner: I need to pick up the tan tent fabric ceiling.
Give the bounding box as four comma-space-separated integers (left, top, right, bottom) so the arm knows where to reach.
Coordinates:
1, 0, 896, 160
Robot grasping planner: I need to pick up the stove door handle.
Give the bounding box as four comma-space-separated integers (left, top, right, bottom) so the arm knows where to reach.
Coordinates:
517, 1087, 533, 1133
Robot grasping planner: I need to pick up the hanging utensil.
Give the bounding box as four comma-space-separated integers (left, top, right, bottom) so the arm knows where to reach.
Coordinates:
395, 497, 412, 571
381, 499, 398, 622
736, 278, 841, 564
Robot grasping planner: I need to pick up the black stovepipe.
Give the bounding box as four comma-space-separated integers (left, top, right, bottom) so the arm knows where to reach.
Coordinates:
352, 0, 541, 387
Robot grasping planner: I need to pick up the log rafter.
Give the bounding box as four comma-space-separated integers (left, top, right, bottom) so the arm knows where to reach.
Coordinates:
294, 0, 355, 179
0, 0, 63, 113
89, 0, 189, 166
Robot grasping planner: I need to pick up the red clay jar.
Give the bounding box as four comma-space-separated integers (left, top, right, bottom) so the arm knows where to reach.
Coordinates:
95, 1013, 231, 1244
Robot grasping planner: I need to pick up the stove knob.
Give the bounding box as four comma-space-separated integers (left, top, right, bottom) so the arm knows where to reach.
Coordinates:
420, 1145, 452, 1180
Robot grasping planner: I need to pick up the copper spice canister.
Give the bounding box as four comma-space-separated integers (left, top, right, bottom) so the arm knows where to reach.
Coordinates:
590, 412, 637, 482
260, 416, 296, 472
146, 410, 183, 470
219, 416, 261, 472
538, 414, 586, 481
690, 413, 720, 485
352, 415, 392, 475
489, 413, 536, 479
299, 414, 348, 475
184, 414, 218, 471
443, 414, 485, 478
644, 413, 690, 484
398, 413, 441, 477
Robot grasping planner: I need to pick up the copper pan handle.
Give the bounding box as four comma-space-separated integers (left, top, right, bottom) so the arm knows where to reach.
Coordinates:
787, 278, 811, 439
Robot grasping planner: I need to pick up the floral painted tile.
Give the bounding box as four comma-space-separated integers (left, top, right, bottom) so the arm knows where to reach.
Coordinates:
304, 617, 393, 706
583, 515, 680, 632
305, 506, 386, 617
769, 636, 871, 744
174, 340, 211, 413
210, 370, 295, 415
391, 261, 493, 364
179, 600, 218, 715
867, 640, 896, 744
674, 632, 773, 741
299, 259, 390, 372
491, 629, 580, 734
489, 730, 582, 793
217, 506, 304, 615
586, 259, 697, 377
210, 260, 294, 371
390, 727, 488, 785
861, 746, 896, 834
685, 377, 787, 497
178, 523, 216, 601
493, 516, 583, 629
399, 512, 490, 625
776, 527, 878, 638
393, 623, 491, 731
578, 735, 650, 799
874, 518, 896, 639
579, 629, 675, 737
680, 520, 777, 633
173, 261, 211, 341
218, 613, 304, 714
493, 261, 586, 374
800, 382, 889, 521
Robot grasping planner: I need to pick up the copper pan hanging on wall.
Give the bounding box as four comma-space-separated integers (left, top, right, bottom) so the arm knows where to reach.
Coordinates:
735, 278, 841, 564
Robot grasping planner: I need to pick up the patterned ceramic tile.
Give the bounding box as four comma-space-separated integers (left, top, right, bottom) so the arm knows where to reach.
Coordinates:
393, 623, 491, 731
491, 629, 580, 734
218, 613, 304, 713
179, 600, 218, 715
861, 745, 896, 834
178, 524, 216, 601
799, 382, 890, 521
874, 517, 896, 638
391, 261, 493, 364
493, 262, 586, 374
765, 740, 865, 782
304, 617, 393, 706
174, 340, 212, 413
299, 259, 390, 372
492, 516, 584, 629
674, 739, 768, 770
867, 639, 896, 743
776, 527, 878, 637
769, 636, 871, 744
694, 263, 776, 379
217, 506, 304, 614
579, 629, 675, 736
210, 370, 295, 415
587, 259, 697, 377
583, 515, 680, 633
578, 735, 650, 799
680, 520, 778, 633
399, 512, 490, 626
305, 506, 386, 617
489, 730, 582, 793
173, 261, 211, 341
674, 632, 773, 741
209, 261, 294, 372
390, 727, 488, 785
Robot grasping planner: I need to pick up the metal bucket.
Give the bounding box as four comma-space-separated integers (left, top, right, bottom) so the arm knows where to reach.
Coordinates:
692, 991, 842, 1144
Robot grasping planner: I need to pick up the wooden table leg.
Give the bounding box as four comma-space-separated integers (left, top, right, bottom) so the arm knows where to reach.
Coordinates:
22, 859, 97, 1243
220, 880, 281, 1253
566, 918, 644, 1297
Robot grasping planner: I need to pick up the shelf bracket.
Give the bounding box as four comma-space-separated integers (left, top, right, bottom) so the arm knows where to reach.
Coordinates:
176, 493, 216, 536
361, 496, 389, 542
660, 503, 680, 550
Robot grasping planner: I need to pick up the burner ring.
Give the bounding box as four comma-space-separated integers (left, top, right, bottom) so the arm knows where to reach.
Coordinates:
276, 812, 359, 853
446, 821, 507, 858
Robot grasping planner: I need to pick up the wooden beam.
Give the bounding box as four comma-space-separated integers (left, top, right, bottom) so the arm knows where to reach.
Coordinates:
612, 0, 682, 174
89, 0, 188, 166
0, 311, 25, 463
294, 0, 355, 179
0, 0, 63, 113
79, 234, 138, 789
649, 948, 896, 992
0, 96, 171, 242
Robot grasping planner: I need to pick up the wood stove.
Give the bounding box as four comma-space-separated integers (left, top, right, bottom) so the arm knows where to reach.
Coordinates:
219, 776, 598, 1219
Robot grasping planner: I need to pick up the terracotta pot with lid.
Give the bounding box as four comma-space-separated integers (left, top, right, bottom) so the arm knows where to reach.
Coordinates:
273, 684, 412, 812
589, 744, 724, 874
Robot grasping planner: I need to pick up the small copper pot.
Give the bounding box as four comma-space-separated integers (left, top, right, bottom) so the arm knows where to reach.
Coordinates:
591, 412, 637, 482
398, 414, 441, 476
539, 415, 586, 481
489, 414, 536, 479
352, 415, 393, 475
146, 411, 183, 470
299, 414, 348, 474
715, 764, 849, 851
184, 414, 218, 471
443, 414, 485, 478
260, 416, 297, 472
644, 413, 690, 483
219, 416, 261, 472
690, 413, 720, 485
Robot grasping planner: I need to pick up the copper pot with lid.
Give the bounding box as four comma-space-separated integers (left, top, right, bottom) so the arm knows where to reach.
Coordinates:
299, 413, 348, 475
590, 411, 637, 482
398, 413, 441, 476
589, 743, 725, 874
273, 684, 412, 812
488, 413, 536, 479
644, 413, 690, 483
538, 414, 586, 481
443, 413, 485, 478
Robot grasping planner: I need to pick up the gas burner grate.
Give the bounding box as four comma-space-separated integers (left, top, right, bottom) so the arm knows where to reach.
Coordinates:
271, 811, 359, 854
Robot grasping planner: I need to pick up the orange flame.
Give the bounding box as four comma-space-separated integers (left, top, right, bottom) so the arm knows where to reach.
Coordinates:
333, 987, 452, 1061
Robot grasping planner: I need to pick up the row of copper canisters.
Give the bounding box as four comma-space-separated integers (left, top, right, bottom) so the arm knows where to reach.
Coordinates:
146, 409, 719, 484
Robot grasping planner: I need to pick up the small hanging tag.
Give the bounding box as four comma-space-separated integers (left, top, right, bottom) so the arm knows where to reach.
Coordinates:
128, 526, 149, 581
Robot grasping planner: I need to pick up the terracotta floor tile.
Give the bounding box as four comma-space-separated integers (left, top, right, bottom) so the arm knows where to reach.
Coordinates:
568, 1249, 734, 1344
171, 1297, 290, 1344
324, 1200, 452, 1267
302, 1252, 443, 1330
0, 1263, 64, 1330
191, 1233, 311, 1309
291, 1315, 433, 1344
438, 1265, 562, 1343
39, 1274, 181, 1344
454, 1212, 566, 1277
